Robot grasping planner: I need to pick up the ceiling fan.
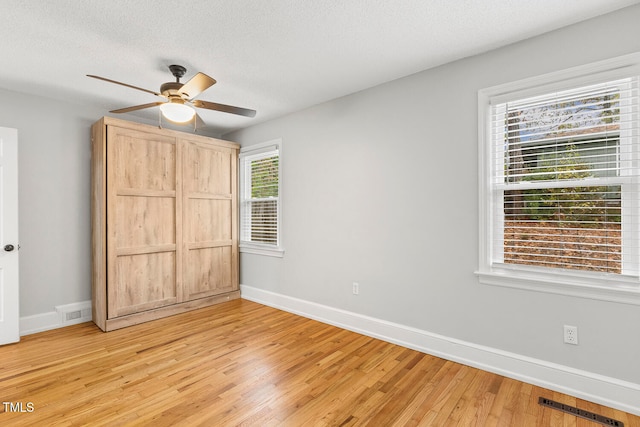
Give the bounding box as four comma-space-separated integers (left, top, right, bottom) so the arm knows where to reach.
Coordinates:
87, 65, 256, 124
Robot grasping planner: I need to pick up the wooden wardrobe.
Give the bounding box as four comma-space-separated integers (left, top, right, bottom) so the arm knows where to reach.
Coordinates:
91, 117, 239, 331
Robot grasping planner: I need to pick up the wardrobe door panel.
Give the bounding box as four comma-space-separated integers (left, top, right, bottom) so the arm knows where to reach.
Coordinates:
185, 144, 233, 195
187, 199, 232, 242
182, 140, 238, 301
113, 130, 176, 191
115, 196, 176, 248
111, 252, 177, 318
184, 246, 233, 300
107, 126, 179, 317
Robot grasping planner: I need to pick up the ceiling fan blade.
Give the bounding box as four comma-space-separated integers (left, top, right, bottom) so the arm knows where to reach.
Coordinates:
110, 102, 164, 114
178, 72, 216, 100
192, 100, 256, 118
87, 74, 164, 97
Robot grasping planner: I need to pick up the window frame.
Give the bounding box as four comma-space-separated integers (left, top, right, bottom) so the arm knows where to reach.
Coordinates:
477, 53, 640, 305
239, 139, 284, 258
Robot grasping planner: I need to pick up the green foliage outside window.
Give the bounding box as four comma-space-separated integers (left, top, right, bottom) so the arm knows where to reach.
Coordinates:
518, 146, 621, 225
251, 156, 279, 198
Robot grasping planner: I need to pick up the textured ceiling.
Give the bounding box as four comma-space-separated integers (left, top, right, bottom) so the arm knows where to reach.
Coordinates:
1, 0, 638, 135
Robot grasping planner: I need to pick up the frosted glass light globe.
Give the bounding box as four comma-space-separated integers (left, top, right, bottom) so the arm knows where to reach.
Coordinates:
159, 102, 195, 123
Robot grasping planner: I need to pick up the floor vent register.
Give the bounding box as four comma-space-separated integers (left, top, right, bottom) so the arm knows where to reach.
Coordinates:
538, 397, 623, 426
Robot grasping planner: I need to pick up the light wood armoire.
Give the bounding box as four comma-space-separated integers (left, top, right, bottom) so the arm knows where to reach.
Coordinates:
91, 117, 240, 331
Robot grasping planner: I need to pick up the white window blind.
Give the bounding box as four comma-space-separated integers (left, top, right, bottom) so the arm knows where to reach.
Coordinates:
490, 77, 640, 277
239, 145, 281, 250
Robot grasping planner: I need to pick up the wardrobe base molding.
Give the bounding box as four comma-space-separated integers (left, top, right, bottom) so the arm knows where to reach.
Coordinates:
102, 291, 241, 332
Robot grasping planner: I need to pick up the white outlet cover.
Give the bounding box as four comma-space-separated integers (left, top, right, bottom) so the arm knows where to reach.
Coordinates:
563, 325, 578, 345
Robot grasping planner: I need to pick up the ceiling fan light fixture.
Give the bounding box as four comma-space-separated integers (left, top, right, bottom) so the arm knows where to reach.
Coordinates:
159, 102, 195, 123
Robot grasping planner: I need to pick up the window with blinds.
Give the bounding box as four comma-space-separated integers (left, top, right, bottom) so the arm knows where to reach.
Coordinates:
490, 77, 640, 277
239, 142, 282, 255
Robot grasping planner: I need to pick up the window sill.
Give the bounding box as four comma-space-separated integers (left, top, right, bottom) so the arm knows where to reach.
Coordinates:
240, 245, 284, 258
475, 267, 640, 306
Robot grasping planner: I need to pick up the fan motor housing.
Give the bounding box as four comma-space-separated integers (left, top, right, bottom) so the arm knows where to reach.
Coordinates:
160, 82, 184, 97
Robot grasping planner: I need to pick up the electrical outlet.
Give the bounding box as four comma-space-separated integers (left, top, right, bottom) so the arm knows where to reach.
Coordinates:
563, 325, 578, 345
352, 282, 359, 295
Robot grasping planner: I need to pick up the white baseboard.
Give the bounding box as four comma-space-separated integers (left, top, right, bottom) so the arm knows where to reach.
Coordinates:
20, 300, 92, 336
240, 284, 640, 416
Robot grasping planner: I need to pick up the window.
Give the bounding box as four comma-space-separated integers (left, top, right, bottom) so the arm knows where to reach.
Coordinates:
478, 54, 640, 303
239, 140, 283, 257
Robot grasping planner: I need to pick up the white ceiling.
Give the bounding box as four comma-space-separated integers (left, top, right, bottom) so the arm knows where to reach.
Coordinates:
1, 0, 638, 135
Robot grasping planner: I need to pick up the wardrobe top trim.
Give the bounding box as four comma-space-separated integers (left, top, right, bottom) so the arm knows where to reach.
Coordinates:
96, 116, 240, 150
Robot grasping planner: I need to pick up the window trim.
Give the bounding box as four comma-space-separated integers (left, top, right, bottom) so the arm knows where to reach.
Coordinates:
239, 139, 284, 258
476, 53, 640, 305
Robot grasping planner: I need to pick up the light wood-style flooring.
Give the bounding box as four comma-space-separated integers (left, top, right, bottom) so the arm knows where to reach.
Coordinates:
1, 299, 638, 426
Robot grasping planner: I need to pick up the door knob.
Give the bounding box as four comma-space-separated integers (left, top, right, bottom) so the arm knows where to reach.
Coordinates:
4, 244, 15, 252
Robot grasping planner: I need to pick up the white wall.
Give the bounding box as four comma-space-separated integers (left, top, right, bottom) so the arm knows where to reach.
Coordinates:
0, 90, 101, 318
225, 4, 640, 411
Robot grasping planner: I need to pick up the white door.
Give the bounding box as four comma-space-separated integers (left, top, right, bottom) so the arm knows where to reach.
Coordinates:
0, 127, 19, 344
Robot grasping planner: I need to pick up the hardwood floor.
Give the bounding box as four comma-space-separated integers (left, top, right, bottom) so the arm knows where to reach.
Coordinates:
1, 299, 638, 426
